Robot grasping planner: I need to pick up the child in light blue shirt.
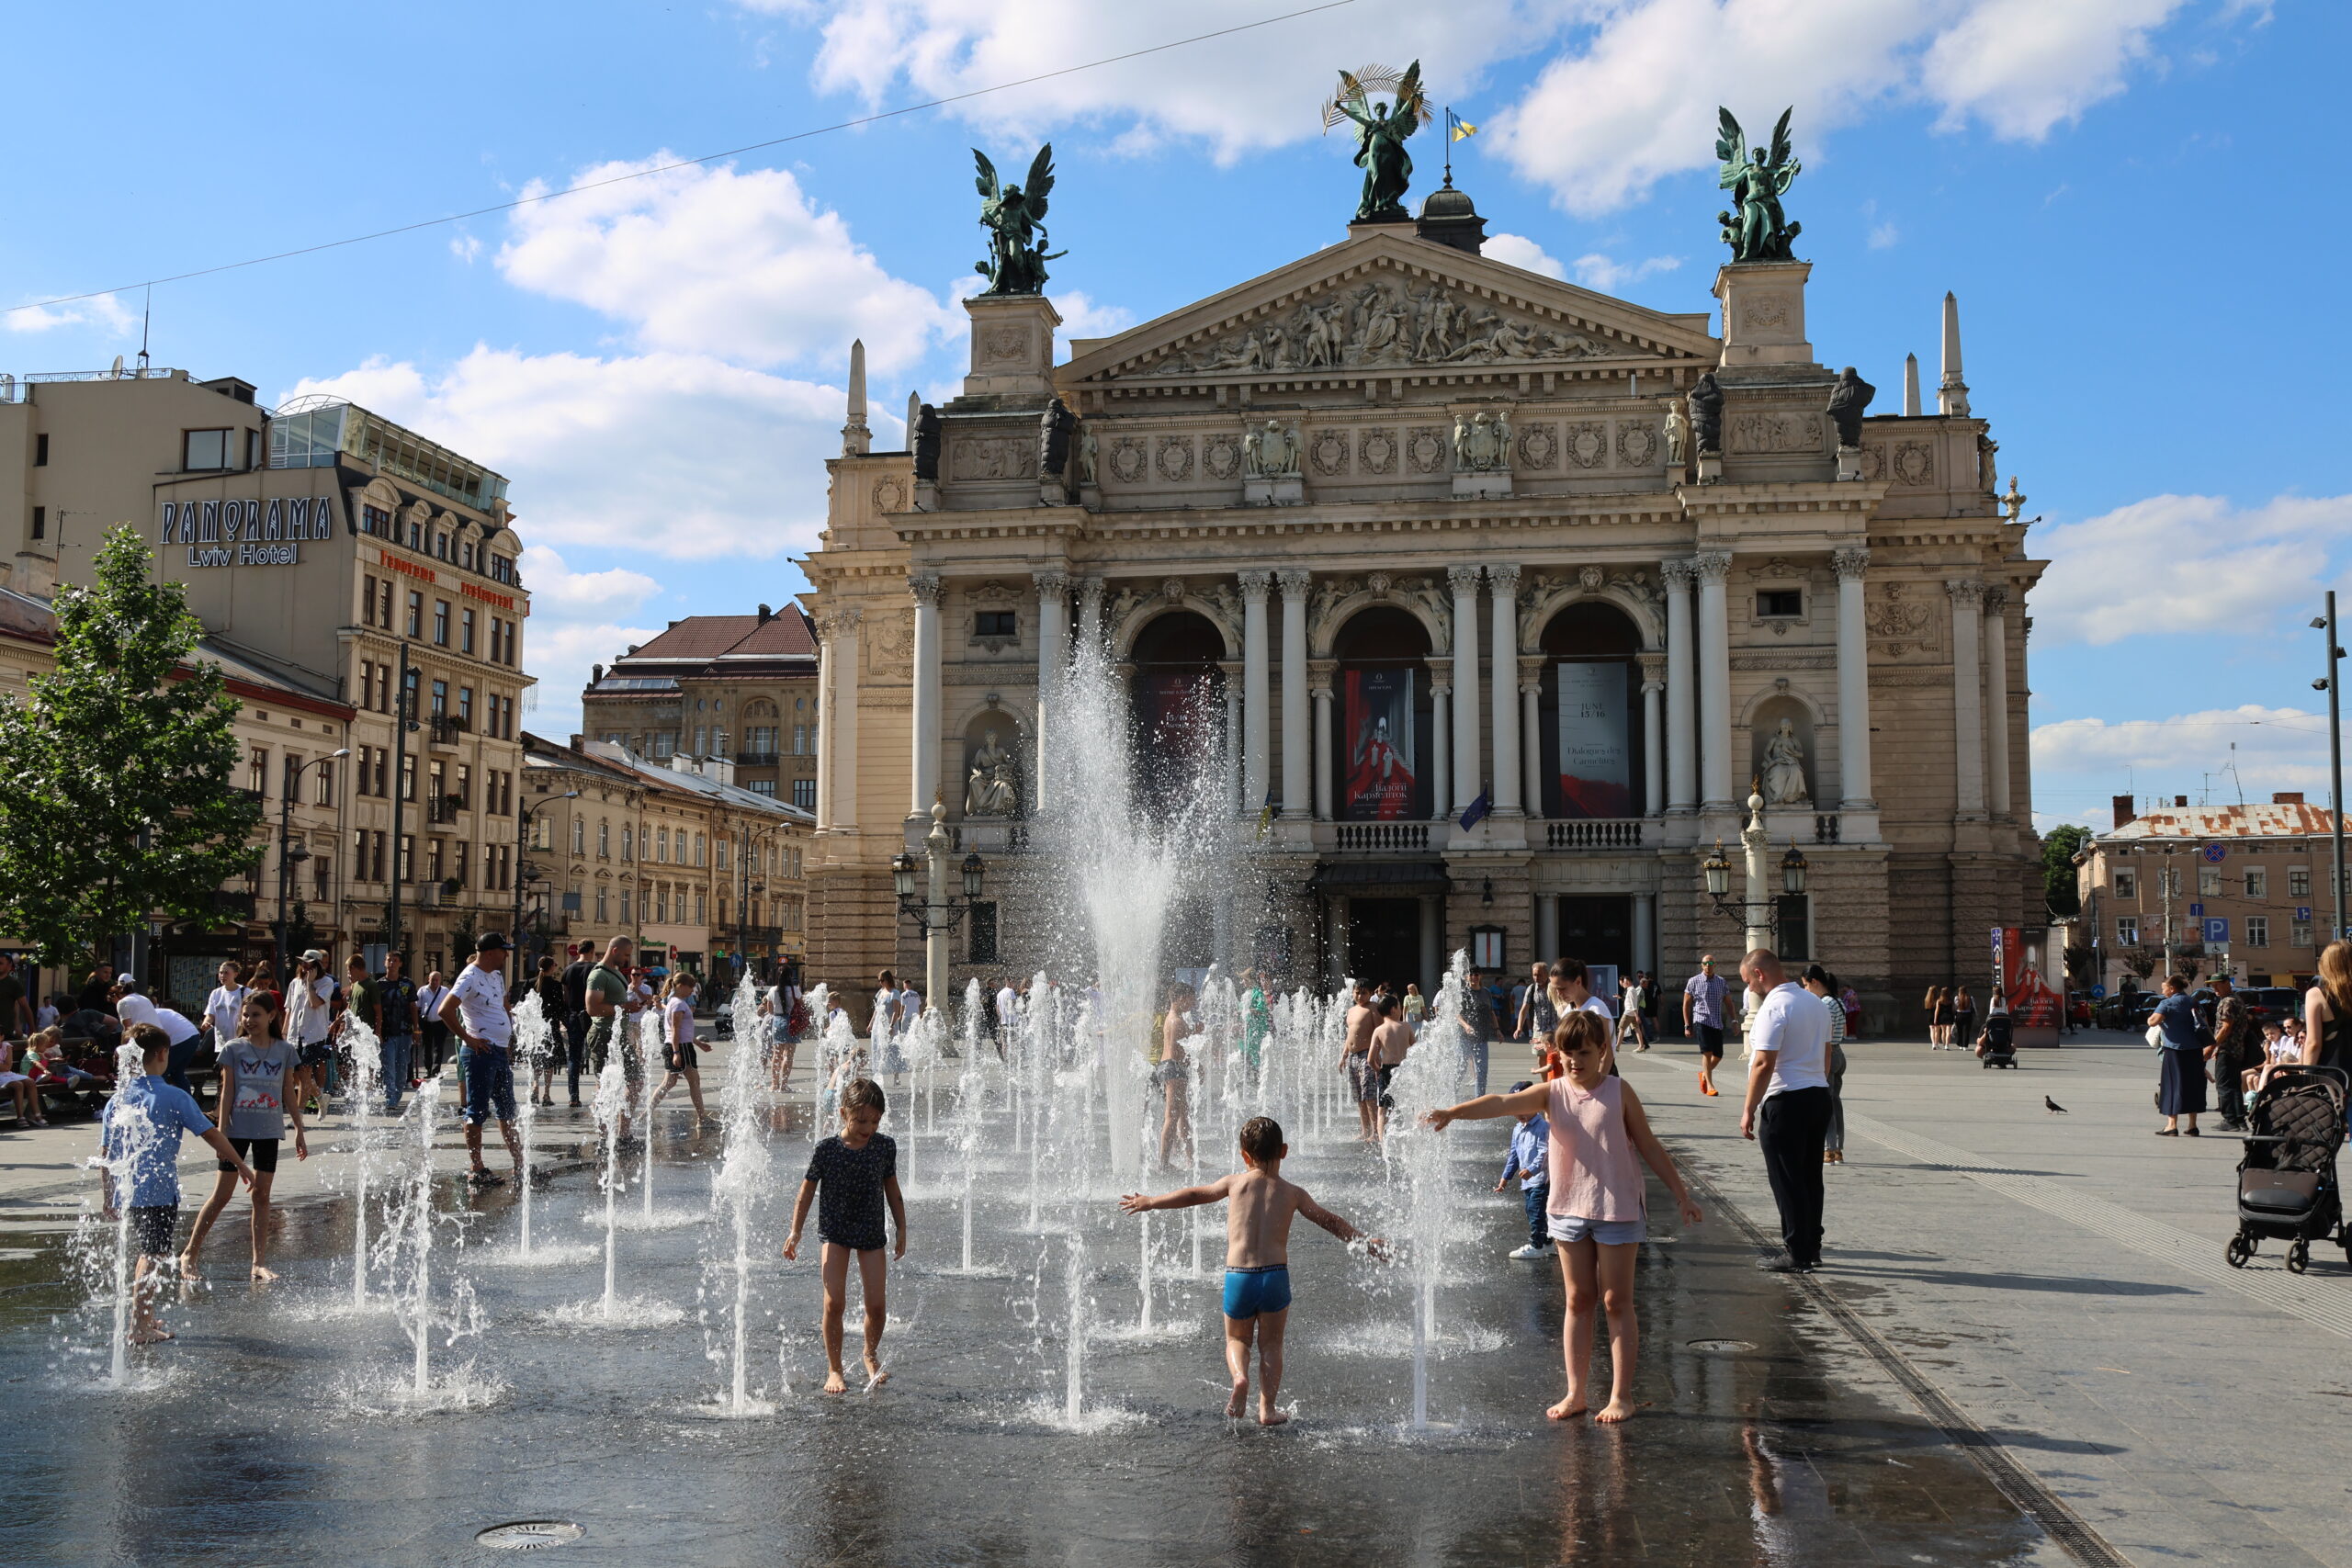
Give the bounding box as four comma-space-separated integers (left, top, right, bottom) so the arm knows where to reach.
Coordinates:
1495, 1080, 1550, 1260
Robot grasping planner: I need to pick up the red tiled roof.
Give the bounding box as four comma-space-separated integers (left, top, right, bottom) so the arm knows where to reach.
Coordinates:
615, 610, 816, 665
723, 610, 817, 658
2104, 802, 2343, 840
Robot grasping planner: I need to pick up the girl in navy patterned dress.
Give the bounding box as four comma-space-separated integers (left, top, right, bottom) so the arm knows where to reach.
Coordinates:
784, 1077, 907, 1392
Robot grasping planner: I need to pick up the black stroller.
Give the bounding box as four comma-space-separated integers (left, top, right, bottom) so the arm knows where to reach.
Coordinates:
1977, 1010, 2016, 1068
2225, 1065, 2347, 1274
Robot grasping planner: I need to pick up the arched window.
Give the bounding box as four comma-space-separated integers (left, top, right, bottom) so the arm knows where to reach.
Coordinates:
1127, 611, 1226, 817
1536, 602, 1645, 819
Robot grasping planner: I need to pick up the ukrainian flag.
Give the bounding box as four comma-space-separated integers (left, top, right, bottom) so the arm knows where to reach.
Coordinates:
1448, 109, 1477, 143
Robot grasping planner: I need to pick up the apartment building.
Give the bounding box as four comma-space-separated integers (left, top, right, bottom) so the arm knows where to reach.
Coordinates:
579, 606, 820, 811
2075, 793, 2340, 990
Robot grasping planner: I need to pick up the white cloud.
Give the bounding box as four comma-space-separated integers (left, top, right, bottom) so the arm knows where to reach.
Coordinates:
2033, 705, 2328, 777
449, 233, 483, 265
1868, 220, 1901, 250
1482, 232, 1566, 279
519, 545, 661, 615
283, 346, 863, 563
524, 616, 668, 741
1570, 252, 1681, 292
1919, 0, 2182, 141
497, 154, 956, 374
2031, 491, 2352, 647
5, 291, 135, 335
1049, 289, 1136, 340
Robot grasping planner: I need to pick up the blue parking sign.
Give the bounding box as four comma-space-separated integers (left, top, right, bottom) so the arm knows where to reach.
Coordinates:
2203, 917, 2230, 944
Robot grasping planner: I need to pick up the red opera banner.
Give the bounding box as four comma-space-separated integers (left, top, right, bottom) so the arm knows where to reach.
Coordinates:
1341, 668, 1416, 820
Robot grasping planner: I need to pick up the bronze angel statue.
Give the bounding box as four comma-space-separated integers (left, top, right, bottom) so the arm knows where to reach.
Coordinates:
1714, 107, 1802, 264
973, 144, 1064, 296
1322, 62, 1430, 223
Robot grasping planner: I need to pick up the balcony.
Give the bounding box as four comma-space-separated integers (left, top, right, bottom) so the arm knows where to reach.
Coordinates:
426, 795, 464, 824
429, 715, 469, 747
1331, 821, 1432, 852
1546, 818, 1646, 851
734, 751, 780, 768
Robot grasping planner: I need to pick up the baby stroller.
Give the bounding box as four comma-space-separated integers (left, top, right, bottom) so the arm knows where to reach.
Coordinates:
1977, 1010, 2016, 1068
2225, 1065, 2347, 1274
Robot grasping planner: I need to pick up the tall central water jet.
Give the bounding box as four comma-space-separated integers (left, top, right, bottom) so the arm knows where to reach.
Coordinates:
713, 972, 772, 1412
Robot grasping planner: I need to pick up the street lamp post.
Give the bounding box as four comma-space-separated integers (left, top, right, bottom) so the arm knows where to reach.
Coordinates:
514, 791, 579, 975
1701, 791, 1809, 956
892, 800, 986, 1014
275, 748, 350, 980
737, 820, 787, 989
2315, 594, 2346, 942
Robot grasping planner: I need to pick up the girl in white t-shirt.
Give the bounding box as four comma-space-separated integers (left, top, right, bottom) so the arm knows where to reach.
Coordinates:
646, 973, 709, 1123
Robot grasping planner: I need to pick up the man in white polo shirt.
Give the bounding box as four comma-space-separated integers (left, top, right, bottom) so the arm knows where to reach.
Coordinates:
1736, 948, 1832, 1274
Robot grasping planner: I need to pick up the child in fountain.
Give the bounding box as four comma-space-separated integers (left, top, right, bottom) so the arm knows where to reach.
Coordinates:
1426, 1010, 1702, 1424
98, 1023, 254, 1344
180, 995, 308, 1281
646, 973, 710, 1124
1120, 1115, 1385, 1427
783, 1077, 907, 1393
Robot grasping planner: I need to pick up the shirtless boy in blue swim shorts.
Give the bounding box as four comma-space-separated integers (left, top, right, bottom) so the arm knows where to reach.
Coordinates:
1121, 1115, 1385, 1426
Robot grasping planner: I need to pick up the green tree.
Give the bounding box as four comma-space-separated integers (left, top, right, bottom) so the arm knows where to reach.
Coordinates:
0, 525, 262, 968
2041, 824, 2090, 918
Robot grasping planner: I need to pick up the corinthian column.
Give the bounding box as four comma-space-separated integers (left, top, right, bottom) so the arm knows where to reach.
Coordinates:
1947, 578, 1986, 820
1428, 660, 1453, 821
1662, 559, 1697, 815
1310, 661, 1336, 821
1638, 652, 1667, 818
1487, 564, 1522, 816
1239, 570, 1272, 813
1832, 547, 1875, 810
1448, 564, 1483, 812
1694, 551, 1734, 813
1278, 570, 1312, 818
1983, 584, 2012, 820
909, 573, 943, 819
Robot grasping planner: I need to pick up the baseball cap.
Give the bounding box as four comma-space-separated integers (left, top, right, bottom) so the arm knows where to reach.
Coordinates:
476, 931, 512, 953
1508, 1080, 1533, 1094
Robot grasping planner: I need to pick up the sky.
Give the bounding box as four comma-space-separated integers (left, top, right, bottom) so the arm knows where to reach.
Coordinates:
3, 0, 2340, 834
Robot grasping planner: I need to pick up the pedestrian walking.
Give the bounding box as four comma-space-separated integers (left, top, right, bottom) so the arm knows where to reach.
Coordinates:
1925, 986, 1951, 1048
1683, 955, 1730, 1097
1737, 950, 1833, 1272
2146, 974, 2209, 1136
415, 970, 450, 1076
1802, 965, 1848, 1166
560, 942, 594, 1108
1951, 987, 1977, 1052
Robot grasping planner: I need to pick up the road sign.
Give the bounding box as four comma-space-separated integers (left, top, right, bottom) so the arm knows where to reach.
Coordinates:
2190, 902, 2204, 918
2202, 843, 2227, 863
2298, 906, 2313, 921
2204, 917, 2231, 944
2092, 985, 2108, 998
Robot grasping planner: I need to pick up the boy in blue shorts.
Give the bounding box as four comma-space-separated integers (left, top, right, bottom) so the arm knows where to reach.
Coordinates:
1121, 1115, 1384, 1426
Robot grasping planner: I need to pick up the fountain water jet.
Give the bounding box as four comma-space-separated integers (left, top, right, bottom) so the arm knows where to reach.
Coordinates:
342, 1017, 381, 1309
712, 971, 773, 1413
509, 993, 553, 1258
593, 1055, 628, 1319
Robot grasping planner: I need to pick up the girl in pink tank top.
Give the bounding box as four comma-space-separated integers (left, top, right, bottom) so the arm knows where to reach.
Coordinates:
1424, 1011, 1702, 1424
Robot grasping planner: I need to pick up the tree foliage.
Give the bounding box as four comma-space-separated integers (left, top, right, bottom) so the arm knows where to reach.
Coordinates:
2041, 824, 2090, 918
0, 526, 262, 967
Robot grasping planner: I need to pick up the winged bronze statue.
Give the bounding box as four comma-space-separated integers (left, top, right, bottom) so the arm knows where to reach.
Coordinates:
973, 144, 1064, 297
1323, 60, 1430, 223
1714, 107, 1802, 264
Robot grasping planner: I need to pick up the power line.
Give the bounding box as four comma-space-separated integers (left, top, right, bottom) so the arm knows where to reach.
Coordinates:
4, 0, 1361, 319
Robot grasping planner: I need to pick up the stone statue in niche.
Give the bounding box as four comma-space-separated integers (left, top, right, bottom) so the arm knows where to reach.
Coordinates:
1761, 718, 1810, 806
912, 404, 942, 481
1663, 399, 1690, 468
1037, 396, 1077, 479
1826, 367, 1874, 448
1076, 423, 1099, 488
965, 728, 1021, 818
1687, 372, 1724, 456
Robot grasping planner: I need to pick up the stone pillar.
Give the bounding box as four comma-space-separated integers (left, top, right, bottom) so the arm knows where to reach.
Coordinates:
1947, 578, 1986, 820
1429, 664, 1453, 822
1076, 574, 1104, 656
828, 607, 862, 832
1832, 547, 1875, 810
1663, 560, 1697, 816
1419, 896, 1442, 996
909, 573, 943, 819
1519, 660, 1543, 822
1278, 569, 1312, 819
1632, 892, 1657, 979
1239, 571, 1272, 814
1984, 586, 2012, 820
1449, 564, 1483, 813
1695, 551, 1735, 813
1536, 895, 1559, 963
1219, 660, 1244, 815
1034, 570, 1069, 813
1639, 653, 1667, 818
1488, 565, 1522, 816
814, 618, 836, 831
1310, 661, 1336, 821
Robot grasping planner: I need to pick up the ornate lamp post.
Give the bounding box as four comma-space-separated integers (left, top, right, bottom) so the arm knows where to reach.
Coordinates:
275, 748, 349, 979
893, 799, 986, 1014
514, 791, 578, 974
1701, 790, 1808, 956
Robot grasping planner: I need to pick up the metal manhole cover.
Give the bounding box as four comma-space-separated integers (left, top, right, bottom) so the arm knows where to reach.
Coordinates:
1686, 1338, 1758, 1354
477, 1521, 584, 1551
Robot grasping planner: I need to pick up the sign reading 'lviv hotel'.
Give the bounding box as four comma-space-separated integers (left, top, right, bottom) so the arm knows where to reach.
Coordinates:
157, 496, 334, 567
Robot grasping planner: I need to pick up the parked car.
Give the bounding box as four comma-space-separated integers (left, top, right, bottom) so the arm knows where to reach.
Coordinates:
2239, 987, 2304, 1029
2096, 990, 2154, 1031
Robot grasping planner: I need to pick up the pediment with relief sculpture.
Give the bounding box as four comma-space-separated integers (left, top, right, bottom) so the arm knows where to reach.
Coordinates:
1062, 228, 1717, 389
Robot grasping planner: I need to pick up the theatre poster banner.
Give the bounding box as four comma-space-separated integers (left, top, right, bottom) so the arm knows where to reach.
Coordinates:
1342, 669, 1416, 820
1555, 663, 1632, 818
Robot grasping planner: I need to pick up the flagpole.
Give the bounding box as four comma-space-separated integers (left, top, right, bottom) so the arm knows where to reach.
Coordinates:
1444, 106, 1454, 186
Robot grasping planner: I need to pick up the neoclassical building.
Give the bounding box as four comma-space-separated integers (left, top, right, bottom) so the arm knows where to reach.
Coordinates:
801, 186, 2045, 1024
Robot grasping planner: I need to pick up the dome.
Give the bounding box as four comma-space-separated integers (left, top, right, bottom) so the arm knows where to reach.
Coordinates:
1413, 178, 1487, 256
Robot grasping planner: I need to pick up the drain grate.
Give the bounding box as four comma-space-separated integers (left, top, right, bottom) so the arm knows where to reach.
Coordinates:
1685, 1338, 1758, 1354
477, 1521, 585, 1551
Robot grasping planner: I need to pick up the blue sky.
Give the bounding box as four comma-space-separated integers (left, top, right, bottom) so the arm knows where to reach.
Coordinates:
3, 0, 2337, 832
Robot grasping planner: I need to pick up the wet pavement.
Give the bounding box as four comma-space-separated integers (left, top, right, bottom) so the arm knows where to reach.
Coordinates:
0, 1100, 2067, 1568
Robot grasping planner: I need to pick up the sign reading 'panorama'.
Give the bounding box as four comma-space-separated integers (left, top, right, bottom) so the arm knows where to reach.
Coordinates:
157, 497, 334, 567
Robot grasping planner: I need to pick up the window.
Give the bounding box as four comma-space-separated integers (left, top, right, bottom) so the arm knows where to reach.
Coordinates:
717, 839, 729, 872
620, 889, 632, 923
598, 820, 610, 858
968, 900, 1000, 964
651, 731, 675, 759
695, 832, 706, 866
2111, 870, 2136, 901
1756, 589, 1804, 619
248, 748, 268, 794
458, 686, 474, 728
2245, 868, 2268, 899
2117, 917, 2139, 946
363, 503, 391, 537
595, 887, 609, 923
461, 608, 477, 655
753, 779, 779, 798
33, 433, 47, 466
2246, 916, 2271, 948
975, 610, 1018, 639
400, 834, 414, 881
1470, 925, 1506, 971
401, 754, 416, 802
751, 725, 779, 754
354, 828, 370, 878
572, 818, 585, 854
791, 778, 815, 810
455, 764, 472, 808
695, 891, 706, 924
621, 827, 633, 861
2295, 921, 2314, 948
2199, 867, 2222, 897
363, 576, 379, 626
427, 839, 446, 883
694, 727, 707, 755
378, 579, 393, 628
405, 590, 424, 637
657, 827, 669, 863
30, 506, 43, 540
184, 429, 232, 470
2291, 868, 2312, 899
314, 759, 334, 805
431, 678, 448, 716
312, 855, 330, 902
433, 600, 450, 646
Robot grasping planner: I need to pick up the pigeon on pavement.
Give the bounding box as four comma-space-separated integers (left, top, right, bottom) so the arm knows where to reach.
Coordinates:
2044, 1095, 2068, 1114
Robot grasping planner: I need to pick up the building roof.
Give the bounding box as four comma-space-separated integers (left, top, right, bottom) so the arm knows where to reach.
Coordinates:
0, 583, 352, 719
599, 609, 818, 678
2098, 799, 2343, 843
583, 740, 813, 822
